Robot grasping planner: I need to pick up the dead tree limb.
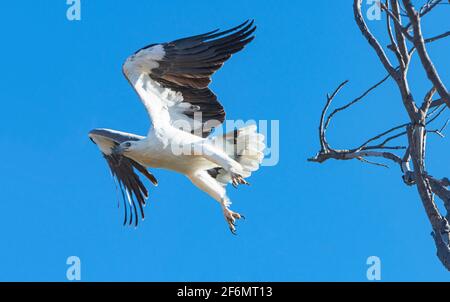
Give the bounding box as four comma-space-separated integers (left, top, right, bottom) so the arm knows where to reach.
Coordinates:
310, 0, 450, 270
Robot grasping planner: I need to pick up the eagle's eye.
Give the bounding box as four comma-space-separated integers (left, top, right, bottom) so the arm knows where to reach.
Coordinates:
124, 142, 132, 148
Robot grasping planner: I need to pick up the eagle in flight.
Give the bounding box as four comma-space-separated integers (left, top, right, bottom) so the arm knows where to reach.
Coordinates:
89, 20, 265, 234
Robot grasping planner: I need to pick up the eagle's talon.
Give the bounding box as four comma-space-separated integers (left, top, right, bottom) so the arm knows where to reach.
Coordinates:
230, 172, 249, 188
223, 208, 244, 234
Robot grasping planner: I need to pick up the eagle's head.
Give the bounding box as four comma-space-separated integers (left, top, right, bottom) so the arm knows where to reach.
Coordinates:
115, 140, 139, 155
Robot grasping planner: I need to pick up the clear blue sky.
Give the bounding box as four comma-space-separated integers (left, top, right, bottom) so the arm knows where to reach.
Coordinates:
0, 1, 449, 281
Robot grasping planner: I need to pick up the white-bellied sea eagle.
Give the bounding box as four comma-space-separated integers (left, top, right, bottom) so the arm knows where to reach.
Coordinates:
89, 20, 265, 234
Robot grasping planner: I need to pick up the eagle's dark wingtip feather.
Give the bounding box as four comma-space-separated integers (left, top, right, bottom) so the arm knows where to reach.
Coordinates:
89, 129, 154, 227
133, 201, 138, 227
202, 19, 254, 42
148, 20, 257, 137
102, 153, 157, 228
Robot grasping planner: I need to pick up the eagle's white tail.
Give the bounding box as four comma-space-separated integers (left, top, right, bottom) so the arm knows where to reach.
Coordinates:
209, 125, 265, 185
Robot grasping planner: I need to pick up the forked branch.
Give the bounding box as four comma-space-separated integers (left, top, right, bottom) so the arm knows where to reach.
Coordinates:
310, 0, 450, 270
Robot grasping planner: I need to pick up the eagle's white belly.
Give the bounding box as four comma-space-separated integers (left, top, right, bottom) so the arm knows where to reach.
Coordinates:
128, 127, 217, 175
140, 149, 216, 174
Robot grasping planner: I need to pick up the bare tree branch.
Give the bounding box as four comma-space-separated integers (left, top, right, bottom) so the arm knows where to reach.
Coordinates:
324, 74, 391, 133
311, 0, 450, 271
430, 98, 445, 108
354, 0, 397, 76
355, 0, 420, 120
421, 87, 437, 112
318, 81, 348, 152
425, 31, 450, 43
403, 0, 450, 108
353, 122, 408, 152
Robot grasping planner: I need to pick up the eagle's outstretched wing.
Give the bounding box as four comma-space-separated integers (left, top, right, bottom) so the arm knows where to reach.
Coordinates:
123, 20, 256, 137
89, 129, 158, 226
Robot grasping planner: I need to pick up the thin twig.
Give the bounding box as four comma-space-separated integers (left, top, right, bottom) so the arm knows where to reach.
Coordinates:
324, 73, 391, 132
355, 123, 408, 151
319, 81, 348, 151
